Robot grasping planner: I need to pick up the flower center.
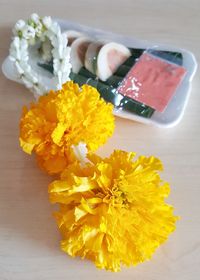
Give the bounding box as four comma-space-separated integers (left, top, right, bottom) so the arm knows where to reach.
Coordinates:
101, 186, 128, 207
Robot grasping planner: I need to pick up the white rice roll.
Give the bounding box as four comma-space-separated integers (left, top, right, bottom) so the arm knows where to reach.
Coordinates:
96, 42, 131, 81
84, 42, 103, 74
63, 30, 83, 46
70, 37, 93, 73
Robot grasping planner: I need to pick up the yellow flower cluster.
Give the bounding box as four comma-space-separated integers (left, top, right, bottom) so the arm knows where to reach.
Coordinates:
49, 150, 178, 272
19, 82, 114, 174
19, 81, 178, 272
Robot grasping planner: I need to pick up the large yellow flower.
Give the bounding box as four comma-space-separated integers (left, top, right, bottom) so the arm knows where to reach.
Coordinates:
49, 150, 178, 271
19, 82, 114, 174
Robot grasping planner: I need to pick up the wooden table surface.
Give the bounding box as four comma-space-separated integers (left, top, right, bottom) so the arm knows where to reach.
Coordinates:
0, 1, 200, 279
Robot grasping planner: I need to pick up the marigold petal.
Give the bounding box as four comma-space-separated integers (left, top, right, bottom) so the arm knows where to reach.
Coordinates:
19, 138, 35, 154
51, 123, 67, 145
74, 207, 87, 221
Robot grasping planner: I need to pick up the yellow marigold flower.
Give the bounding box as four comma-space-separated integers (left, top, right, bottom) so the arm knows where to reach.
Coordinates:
19, 82, 114, 174
49, 150, 178, 272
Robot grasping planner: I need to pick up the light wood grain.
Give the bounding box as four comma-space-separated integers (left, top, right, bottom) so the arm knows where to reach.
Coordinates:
0, 1, 200, 279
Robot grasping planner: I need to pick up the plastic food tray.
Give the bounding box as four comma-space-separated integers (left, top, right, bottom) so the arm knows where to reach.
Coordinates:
2, 18, 197, 127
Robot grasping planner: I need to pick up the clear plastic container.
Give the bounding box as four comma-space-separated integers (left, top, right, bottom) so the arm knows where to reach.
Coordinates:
2, 18, 197, 127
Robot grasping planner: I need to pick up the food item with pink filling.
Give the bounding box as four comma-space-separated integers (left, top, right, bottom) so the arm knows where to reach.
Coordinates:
64, 30, 83, 46
70, 37, 93, 73
96, 42, 131, 81
85, 42, 103, 74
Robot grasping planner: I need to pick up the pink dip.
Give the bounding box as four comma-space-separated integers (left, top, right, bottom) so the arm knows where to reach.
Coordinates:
117, 53, 186, 112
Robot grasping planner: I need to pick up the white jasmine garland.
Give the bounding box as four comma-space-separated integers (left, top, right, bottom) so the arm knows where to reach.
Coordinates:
9, 13, 71, 96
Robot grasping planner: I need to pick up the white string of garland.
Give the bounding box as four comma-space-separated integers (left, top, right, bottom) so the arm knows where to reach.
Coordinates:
9, 13, 71, 96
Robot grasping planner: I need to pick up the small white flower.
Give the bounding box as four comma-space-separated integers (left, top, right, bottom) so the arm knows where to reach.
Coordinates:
20, 60, 31, 72
57, 70, 63, 89
58, 33, 67, 48
19, 39, 29, 60
54, 58, 71, 74
52, 43, 68, 60
31, 13, 40, 24
42, 16, 52, 29
22, 25, 35, 40
9, 45, 17, 61
53, 58, 59, 72
49, 22, 60, 35
58, 45, 64, 58
19, 52, 29, 62
13, 37, 20, 48
21, 75, 33, 89
61, 72, 71, 84
9, 38, 27, 62
15, 61, 24, 75
61, 59, 71, 73
20, 38, 28, 50
25, 71, 38, 83
13, 19, 26, 35
52, 45, 62, 59
35, 21, 43, 37
15, 19, 26, 30
49, 34, 58, 48
63, 45, 70, 56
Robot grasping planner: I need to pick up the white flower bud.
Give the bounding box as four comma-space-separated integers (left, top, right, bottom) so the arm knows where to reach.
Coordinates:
15, 61, 25, 75
42, 16, 52, 29
31, 13, 40, 23
20, 61, 30, 72
21, 76, 33, 89
14, 20, 26, 31
35, 22, 43, 37
57, 70, 63, 89
32, 76, 38, 84
49, 22, 60, 34
13, 37, 20, 48
22, 25, 35, 40
20, 38, 28, 49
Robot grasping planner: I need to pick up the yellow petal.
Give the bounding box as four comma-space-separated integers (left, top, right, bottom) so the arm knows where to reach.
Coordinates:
74, 207, 87, 221
51, 123, 67, 145
49, 180, 70, 193
19, 138, 35, 154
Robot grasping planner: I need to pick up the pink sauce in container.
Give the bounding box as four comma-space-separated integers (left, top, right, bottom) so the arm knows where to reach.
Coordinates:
117, 53, 187, 113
